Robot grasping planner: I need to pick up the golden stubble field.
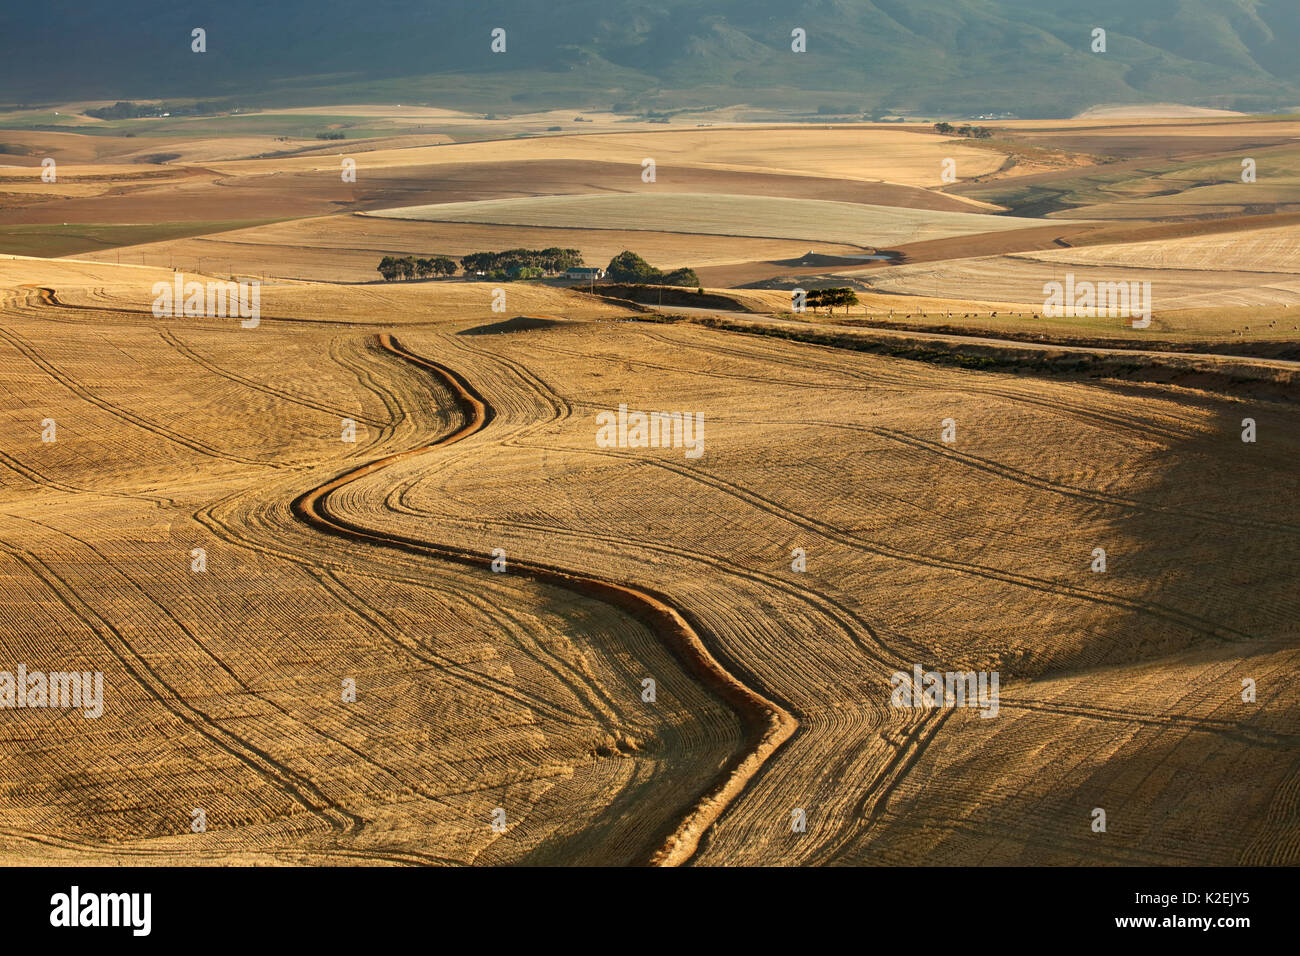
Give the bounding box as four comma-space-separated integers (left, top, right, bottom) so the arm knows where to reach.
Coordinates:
0, 262, 1295, 865
0, 111, 1298, 866
854, 218, 1300, 325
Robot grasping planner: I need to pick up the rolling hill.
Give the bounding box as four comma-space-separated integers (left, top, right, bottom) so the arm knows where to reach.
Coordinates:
2, 1, 1299, 116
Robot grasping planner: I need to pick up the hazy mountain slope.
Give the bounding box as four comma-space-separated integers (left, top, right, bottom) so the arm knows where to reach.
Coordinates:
2, 0, 1297, 115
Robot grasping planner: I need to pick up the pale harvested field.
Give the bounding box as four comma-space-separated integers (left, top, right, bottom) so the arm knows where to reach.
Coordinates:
369, 193, 1051, 248
0, 182, 131, 200
0, 267, 722, 865
40, 273, 633, 326
864, 253, 1300, 317
0, 261, 1295, 865
0, 254, 180, 296
996, 118, 1300, 137
1075, 104, 1247, 119
0, 127, 330, 166
1018, 223, 1300, 274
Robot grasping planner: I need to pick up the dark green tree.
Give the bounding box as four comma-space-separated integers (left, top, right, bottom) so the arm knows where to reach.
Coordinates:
661, 267, 700, 287
606, 250, 661, 283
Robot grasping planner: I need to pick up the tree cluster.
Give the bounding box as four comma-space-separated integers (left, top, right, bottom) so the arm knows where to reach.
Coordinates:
804, 287, 860, 314
933, 122, 993, 139
85, 100, 223, 120
377, 255, 458, 281
605, 250, 699, 287
459, 247, 584, 276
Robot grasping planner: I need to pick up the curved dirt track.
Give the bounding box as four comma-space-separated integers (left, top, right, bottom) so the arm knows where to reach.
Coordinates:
292, 332, 796, 866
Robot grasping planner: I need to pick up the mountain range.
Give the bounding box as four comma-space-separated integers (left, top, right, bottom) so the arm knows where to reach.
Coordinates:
4, 0, 1299, 116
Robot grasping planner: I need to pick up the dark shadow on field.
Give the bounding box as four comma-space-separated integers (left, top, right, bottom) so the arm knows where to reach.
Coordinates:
829, 391, 1300, 866
457, 315, 565, 335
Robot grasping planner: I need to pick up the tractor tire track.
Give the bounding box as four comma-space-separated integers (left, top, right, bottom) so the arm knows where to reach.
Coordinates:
158, 328, 385, 429
514, 435, 1249, 644
4, 510, 474, 819
291, 332, 797, 867
0, 538, 360, 836
0, 324, 282, 469
25, 285, 381, 329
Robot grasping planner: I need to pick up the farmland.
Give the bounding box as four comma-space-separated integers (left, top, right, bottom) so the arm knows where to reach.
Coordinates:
0, 105, 1297, 867
366, 192, 1051, 247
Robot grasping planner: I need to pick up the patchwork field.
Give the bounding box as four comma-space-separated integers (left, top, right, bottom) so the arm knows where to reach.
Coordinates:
1, 108, 1297, 867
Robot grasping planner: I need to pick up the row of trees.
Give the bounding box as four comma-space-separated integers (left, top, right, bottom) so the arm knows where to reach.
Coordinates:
377, 255, 458, 281
460, 247, 584, 275
606, 250, 699, 287
376, 247, 702, 287
86, 100, 224, 119
377, 248, 586, 282
803, 287, 860, 314
934, 122, 993, 139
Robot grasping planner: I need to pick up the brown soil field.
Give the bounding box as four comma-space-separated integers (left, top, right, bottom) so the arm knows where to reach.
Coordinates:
0, 153, 989, 252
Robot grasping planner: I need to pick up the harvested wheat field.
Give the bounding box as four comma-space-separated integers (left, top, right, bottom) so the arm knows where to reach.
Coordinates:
1, 89, 1299, 878
369, 193, 1052, 248
863, 247, 1300, 317
0, 256, 1295, 867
